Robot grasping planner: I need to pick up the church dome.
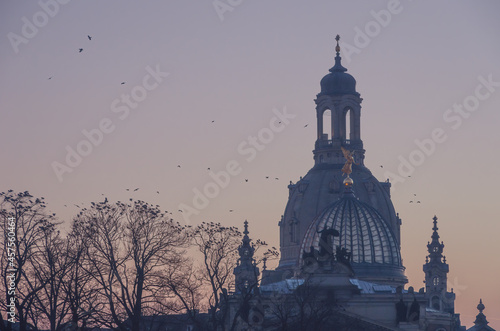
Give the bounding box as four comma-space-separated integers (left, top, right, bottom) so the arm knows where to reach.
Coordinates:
299, 183, 406, 285
317, 37, 359, 97
318, 64, 358, 97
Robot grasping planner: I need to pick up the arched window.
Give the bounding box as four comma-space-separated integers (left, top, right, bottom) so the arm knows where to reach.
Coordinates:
433, 276, 440, 286
322, 109, 332, 140
345, 108, 351, 141
431, 296, 440, 311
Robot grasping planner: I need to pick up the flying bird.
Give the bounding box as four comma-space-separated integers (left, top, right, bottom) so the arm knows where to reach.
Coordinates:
79, 48, 83, 53
178, 209, 183, 212
121, 82, 126, 85
177, 165, 181, 168
207, 167, 210, 170
211, 120, 215, 123
417, 201, 421, 203
126, 188, 130, 191
304, 124, 308, 128
74, 204, 80, 208
265, 176, 269, 179
48, 76, 53, 80
275, 177, 279, 180
245, 179, 249, 182
229, 210, 234, 212
87, 35, 92, 40
409, 201, 413, 203
134, 188, 139, 191
157, 191, 160, 194
380, 165, 383, 168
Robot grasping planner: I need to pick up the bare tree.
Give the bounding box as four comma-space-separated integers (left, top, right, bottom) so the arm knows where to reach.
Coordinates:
76, 199, 188, 331
0, 190, 58, 331
179, 222, 278, 331
62, 218, 102, 330
190, 222, 241, 330
29, 226, 71, 331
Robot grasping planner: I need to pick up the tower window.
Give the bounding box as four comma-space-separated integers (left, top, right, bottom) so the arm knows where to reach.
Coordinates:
433, 277, 439, 286
345, 108, 352, 141
323, 109, 332, 139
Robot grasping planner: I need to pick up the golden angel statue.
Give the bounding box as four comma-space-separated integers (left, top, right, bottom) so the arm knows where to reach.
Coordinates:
341, 146, 355, 176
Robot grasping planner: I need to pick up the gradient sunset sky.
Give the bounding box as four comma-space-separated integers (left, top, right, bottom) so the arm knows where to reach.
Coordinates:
1, 1, 499, 327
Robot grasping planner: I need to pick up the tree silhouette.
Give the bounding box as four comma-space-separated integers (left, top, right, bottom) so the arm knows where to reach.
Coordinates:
74, 199, 188, 331
0, 190, 58, 331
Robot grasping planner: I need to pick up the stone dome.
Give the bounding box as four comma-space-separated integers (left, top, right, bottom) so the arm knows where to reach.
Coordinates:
318, 54, 359, 97
299, 182, 407, 285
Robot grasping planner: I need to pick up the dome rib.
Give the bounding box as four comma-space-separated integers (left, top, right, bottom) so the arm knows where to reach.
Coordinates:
299, 194, 404, 283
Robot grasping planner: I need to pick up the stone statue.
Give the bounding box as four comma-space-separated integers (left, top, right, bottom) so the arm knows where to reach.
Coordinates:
317, 228, 339, 257
396, 299, 408, 323
341, 146, 355, 176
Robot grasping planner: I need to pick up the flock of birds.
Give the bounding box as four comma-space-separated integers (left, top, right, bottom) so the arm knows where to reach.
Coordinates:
48, 35, 127, 85
51, 35, 422, 214
379, 165, 421, 204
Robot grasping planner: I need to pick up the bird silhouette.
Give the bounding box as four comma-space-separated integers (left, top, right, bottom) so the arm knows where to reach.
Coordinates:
121, 82, 126, 85
245, 179, 248, 182
79, 48, 83, 53
417, 201, 421, 203
74, 204, 80, 208
275, 177, 279, 180
134, 188, 139, 191
380, 165, 383, 168
266, 176, 269, 179
157, 191, 160, 194
178, 209, 183, 212
211, 120, 215, 123
207, 167, 210, 170
48, 76, 53, 80
409, 201, 413, 203
87, 35, 92, 40
304, 124, 308, 128
126, 188, 130, 191
177, 165, 181, 168
229, 210, 234, 212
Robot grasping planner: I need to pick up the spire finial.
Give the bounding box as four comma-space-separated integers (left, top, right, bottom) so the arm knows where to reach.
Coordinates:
432, 216, 438, 232
329, 34, 347, 73
474, 299, 489, 325
243, 220, 249, 235
478, 299, 485, 313
335, 34, 341, 54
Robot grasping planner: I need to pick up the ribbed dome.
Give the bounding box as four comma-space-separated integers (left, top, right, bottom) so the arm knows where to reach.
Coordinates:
318, 54, 359, 97
299, 187, 406, 285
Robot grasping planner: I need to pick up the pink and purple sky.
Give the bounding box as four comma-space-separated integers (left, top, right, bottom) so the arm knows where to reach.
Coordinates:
1, 1, 499, 327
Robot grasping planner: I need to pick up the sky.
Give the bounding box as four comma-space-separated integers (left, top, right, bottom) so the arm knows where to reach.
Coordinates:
1, 0, 500, 328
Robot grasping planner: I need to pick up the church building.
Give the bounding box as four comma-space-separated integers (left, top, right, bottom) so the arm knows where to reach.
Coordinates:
225, 36, 495, 331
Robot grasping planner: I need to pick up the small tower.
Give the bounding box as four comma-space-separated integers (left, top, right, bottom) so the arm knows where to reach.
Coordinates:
314, 34, 365, 166
233, 221, 260, 293
468, 299, 496, 331
423, 216, 455, 313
